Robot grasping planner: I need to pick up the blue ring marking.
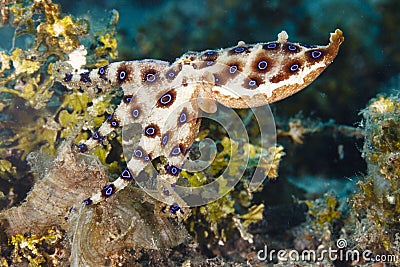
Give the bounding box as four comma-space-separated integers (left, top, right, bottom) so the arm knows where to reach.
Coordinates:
161, 134, 169, 146
164, 164, 170, 173
234, 46, 245, 53
145, 126, 156, 136
92, 131, 105, 141
206, 51, 216, 55
257, 60, 268, 70
229, 65, 238, 74
107, 115, 119, 128
288, 44, 298, 51
168, 71, 175, 78
165, 164, 181, 176
134, 149, 143, 158
119, 70, 127, 81
77, 144, 88, 153
311, 50, 322, 59
163, 187, 170, 196
144, 156, 150, 161
121, 169, 132, 180
170, 204, 181, 214
171, 146, 181, 156
83, 198, 93, 205
170, 166, 179, 175
248, 80, 257, 87
132, 108, 140, 119
290, 64, 299, 72
105, 187, 113, 196
98, 66, 105, 75
123, 95, 133, 103
206, 61, 214, 66
146, 73, 156, 82
266, 43, 277, 49
93, 131, 99, 139
64, 73, 73, 82
160, 93, 172, 105
102, 184, 115, 197
179, 112, 187, 124
80, 72, 90, 83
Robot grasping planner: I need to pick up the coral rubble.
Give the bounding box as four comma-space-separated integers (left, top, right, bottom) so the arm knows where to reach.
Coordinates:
351, 95, 400, 262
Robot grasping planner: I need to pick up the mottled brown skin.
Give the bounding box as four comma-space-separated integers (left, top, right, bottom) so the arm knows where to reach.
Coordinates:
212, 29, 344, 108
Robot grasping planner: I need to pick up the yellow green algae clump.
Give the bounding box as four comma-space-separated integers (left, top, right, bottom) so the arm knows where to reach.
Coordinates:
351, 95, 400, 259
306, 193, 341, 226
0, 0, 119, 188
9, 228, 63, 266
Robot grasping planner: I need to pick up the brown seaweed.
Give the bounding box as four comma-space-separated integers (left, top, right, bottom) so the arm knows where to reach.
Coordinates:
0, 142, 107, 236
70, 187, 189, 266
0, 141, 189, 265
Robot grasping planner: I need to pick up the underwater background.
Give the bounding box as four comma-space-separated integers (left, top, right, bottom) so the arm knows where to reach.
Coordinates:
0, 0, 399, 266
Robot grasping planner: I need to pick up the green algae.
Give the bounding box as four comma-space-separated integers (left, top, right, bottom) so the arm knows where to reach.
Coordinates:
306, 193, 341, 226
351, 95, 400, 257
9, 228, 63, 267
0, 0, 119, 186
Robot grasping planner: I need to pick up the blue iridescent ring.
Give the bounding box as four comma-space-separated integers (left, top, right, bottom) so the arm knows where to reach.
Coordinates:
234, 46, 245, 53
